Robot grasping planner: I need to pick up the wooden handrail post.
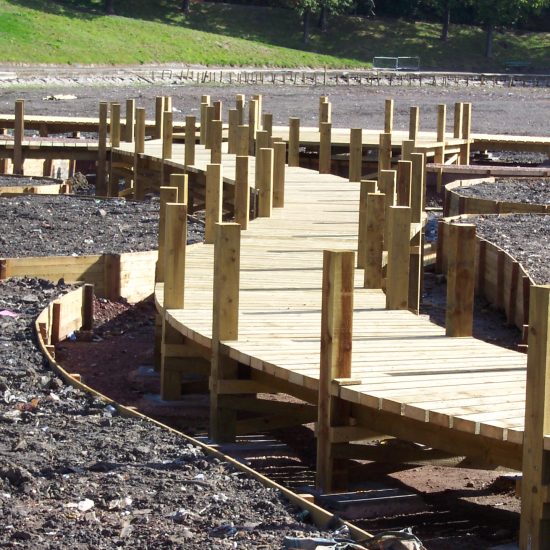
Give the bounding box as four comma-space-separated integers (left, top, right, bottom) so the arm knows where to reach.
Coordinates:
13, 99, 24, 175
162, 111, 173, 160
319, 100, 332, 130
386, 206, 412, 310
253, 94, 262, 129
384, 99, 394, 134
82, 284, 95, 331
453, 101, 463, 140
133, 107, 146, 200
460, 102, 472, 165
288, 118, 300, 167
316, 249, 355, 493
124, 98, 135, 143
364, 193, 385, 289
234, 156, 249, 229
255, 130, 270, 187
170, 173, 188, 206
319, 122, 332, 174
154, 96, 164, 139
248, 98, 259, 155
380, 169, 397, 251
349, 128, 363, 183
435, 103, 446, 166
110, 103, 121, 147
520, 285, 550, 550
273, 141, 287, 208
199, 101, 209, 145
156, 186, 178, 282
409, 106, 419, 143
163, 202, 187, 310
235, 94, 245, 124
228, 109, 239, 154
185, 115, 196, 167
258, 148, 274, 218
205, 105, 215, 149
237, 125, 249, 157
318, 95, 329, 130
378, 132, 392, 179
205, 163, 223, 244
213, 99, 222, 121
396, 160, 412, 207
97, 101, 108, 196
357, 180, 377, 269
210, 222, 241, 443
210, 119, 223, 164
262, 113, 273, 138
445, 222, 476, 337
401, 139, 414, 161
408, 152, 425, 313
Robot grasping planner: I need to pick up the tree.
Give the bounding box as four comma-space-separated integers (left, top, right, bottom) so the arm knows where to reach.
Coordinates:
181, 0, 190, 14
104, 0, 114, 15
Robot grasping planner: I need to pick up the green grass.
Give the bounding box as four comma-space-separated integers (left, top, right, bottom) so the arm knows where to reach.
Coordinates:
0, 0, 548, 71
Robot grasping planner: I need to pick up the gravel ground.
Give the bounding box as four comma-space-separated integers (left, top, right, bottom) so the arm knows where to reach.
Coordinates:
0, 175, 59, 187
0, 195, 203, 258
455, 177, 550, 204
0, 277, 332, 549
459, 214, 550, 284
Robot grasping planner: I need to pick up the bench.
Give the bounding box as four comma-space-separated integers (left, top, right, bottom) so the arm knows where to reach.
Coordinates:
504, 60, 531, 72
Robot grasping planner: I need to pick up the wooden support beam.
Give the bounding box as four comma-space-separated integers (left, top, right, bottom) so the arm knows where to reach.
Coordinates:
234, 156, 249, 230
288, 117, 300, 167
13, 99, 24, 175
316, 249, 355, 493
237, 125, 249, 157
364, 193, 385, 289
396, 160, 412, 207
228, 109, 239, 155
185, 115, 196, 167
124, 99, 135, 143
258, 148, 273, 218
110, 103, 121, 148
520, 285, 550, 549
445, 223, 476, 337
409, 152, 425, 314
154, 96, 164, 140
319, 122, 332, 174
384, 99, 394, 134
97, 101, 108, 196
378, 132, 392, 179
205, 164, 223, 244
210, 223, 241, 443
357, 180, 377, 269
349, 128, 362, 183
210, 119, 223, 164
163, 203, 187, 310
170, 173, 188, 206
273, 141, 287, 208
82, 284, 94, 332
386, 206, 412, 310
408, 106, 419, 143
156, 186, 178, 282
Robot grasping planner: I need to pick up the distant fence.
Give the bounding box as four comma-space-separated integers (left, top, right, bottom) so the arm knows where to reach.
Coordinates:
373, 56, 420, 70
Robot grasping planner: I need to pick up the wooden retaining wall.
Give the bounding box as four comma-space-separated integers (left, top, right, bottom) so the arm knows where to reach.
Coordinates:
437, 215, 534, 332
0, 174, 70, 196
444, 177, 550, 217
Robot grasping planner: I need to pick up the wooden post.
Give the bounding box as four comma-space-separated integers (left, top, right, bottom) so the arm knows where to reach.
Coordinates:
97, 102, 108, 196
273, 141, 286, 208
205, 164, 223, 244
386, 206, 412, 310
237, 125, 249, 157
349, 128, 363, 183
210, 119, 223, 164
228, 109, 239, 154
357, 180, 377, 269
435, 103, 446, 165
378, 132, 392, 179
319, 100, 332, 130
409, 106, 419, 143
82, 284, 94, 331
384, 99, 394, 134
185, 115, 196, 167
51, 302, 62, 345
0, 128, 9, 174
258, 148, 273, 218
210, 223, 241, 443
235, 94, 245, 124
234, 156, 249, 230
162, 111, 173, 160
380, 170, 396, 251
453, 102, 463, 140
199, 102, 209, 145
156, 186, 178, 282
133, 107, 146, 200
288, 118, 300, 167
163, 202, 187, 310
253, 94, 262, 130
408, 152, 425, 313
13, 99, 24, 175
110, 103, 121, 147
401, 139, 414, 162
318, 95, 329, 130
254, 130, 270, 187
396, 160, 412, 206
263, 113, 273, 138
124, 99, 135, 143
520, 285, 550, 549
248, 98, 259, 155
316, 249, 354, 493
154, 96, 164, 139
205, 105, 215, 149
461, 102, 472, 165
364, 193, 385, 289
170, 173, 188, 206
213, 100, 222, 121
319, 122, 332, 174
445, 222, 476, 337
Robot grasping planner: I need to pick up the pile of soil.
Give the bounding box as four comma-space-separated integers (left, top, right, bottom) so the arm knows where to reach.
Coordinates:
459, 214, 550, 284
0, 175, 59, 187
0, 277, 332, 548
455, 177, 550, 204
0, 195, 203, 258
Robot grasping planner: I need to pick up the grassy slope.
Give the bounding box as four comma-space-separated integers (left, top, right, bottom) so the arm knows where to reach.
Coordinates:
0, 0, 548, 70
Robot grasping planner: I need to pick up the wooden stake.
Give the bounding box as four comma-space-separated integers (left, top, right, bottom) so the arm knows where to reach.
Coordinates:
235, 94, 245, 124
157, 186, 178, 282
110, 103, 121, 147
133, 107, 146, 200
445, 223, 476, 337
228, 109, 239, 154
205, 164, 223, 244
205, 105, 215, 149
408, 152, 425, 313
401, 139, 414, 162
380, 170, 396, 251
461, 102, 472, 165
255, 130, 270, 187
210, 119, 223, 164
384, 99, 394, 134
262, 113, 273, 138
409, 106, 419, 143
210, 223, 241, 443
162, 111, 173, 160
163, 202, 187, 310
349, 128, 363, 183
378, 132, 392, 179
234, 156, 249, 230
51, 302, 62, 345
364, 193, 385, 289
185, 115, 196, 166
396, 160, 412, 206
13, 99, 24, 175
319, 122, 332, 174
199, 102, 209, 145
318, 95, 329, 130
258, 148, 273, 218
124, 99, 135, 143
248, 99, 259, 155
357, 180, 377, 269
453, 102, 463, 140
520, 285, 550, 549
82, 284, 94, 331
154, 96, 164, 139
386, 206, 411, 310
213, 100, 222, 121
97, 102, 108, 196
170, 173, 188, 206
319, 101, 332, 129
288, 118, 300, 167
316, 249, 354, 493
273, 141, 286, 208
435, 103, 446, 164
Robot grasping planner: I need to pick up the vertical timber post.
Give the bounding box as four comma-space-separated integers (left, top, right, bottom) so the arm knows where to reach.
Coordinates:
185, 115, 196, 167
357, 180, 378, 269
97, 102, 108, 196
133, 107, 146, 200
234, 156, 249, 230
319, 122, 332, 174
124, 98, 135, 143
378, 132, 392, 179
349, 128, 363, 183
205, 164, 223, 244
13, 99, 24, 175
273, 141, 287, 208
386, 206, 412, 310
288, 118, 300, 167
384, 99, 394, 134
258, 148, 273, 218
409, 106, 419, 143
156, 186, 178, 282
409, 153, 425, 314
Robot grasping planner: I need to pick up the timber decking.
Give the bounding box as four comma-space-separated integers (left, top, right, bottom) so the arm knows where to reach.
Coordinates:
118, 137, 538, 467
